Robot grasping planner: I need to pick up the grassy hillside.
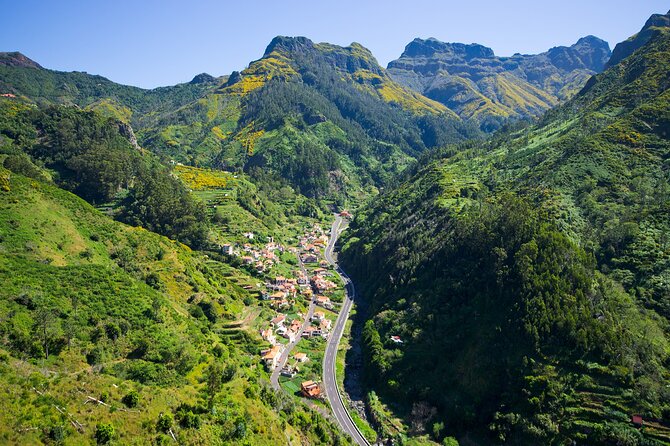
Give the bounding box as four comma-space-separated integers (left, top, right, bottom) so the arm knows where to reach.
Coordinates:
0, 163, 349, 445
0, 53, 220, 127
341, 17, 670, 446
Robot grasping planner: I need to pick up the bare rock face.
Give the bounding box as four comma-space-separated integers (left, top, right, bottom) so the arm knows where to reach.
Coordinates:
118, 122, 140, 151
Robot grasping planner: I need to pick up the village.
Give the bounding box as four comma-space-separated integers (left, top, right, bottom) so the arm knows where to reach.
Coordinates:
219, 221, 342, 400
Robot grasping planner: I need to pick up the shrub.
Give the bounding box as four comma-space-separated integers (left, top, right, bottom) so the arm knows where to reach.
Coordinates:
156, 413, 173, 433
95, 423, 114, 444
47, 424, 66, 443
122, 389, 140, 408
175, 403, 204, 429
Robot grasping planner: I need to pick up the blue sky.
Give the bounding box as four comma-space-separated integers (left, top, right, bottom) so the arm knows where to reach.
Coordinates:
1, 0, 667, 88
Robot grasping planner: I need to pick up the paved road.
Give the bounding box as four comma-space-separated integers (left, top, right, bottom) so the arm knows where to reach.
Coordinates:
323, 215, 370, 446
270, 253, 316, 390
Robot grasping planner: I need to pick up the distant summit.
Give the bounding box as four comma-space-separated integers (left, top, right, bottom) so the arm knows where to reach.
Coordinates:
0, 51, 42, 69
223, 35, 450, 116
400, 38, 495, 59
263, 35, 315, 57
189, 73, 216, 84
607, 10, 670, 67
388, 36, 610, 131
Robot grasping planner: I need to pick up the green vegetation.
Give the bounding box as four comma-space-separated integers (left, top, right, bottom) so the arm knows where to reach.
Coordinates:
0, 55, 219, 128
342, 18, 670, 446
0, 161, 350, 444
0, 100, 209, 248
2, 12, 670, 446
1, 38, 480, 209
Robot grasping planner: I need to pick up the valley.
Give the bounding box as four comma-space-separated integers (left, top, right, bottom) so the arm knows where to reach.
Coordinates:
1, 6, 670, 446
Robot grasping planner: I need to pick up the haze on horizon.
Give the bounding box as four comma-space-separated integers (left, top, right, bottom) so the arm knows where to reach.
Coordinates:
1, 0, 667, 89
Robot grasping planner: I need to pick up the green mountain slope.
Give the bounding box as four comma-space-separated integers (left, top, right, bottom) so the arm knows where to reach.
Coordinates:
0, 98, 210, 248
139, 36, 479, 201
387, 36, 611, 131
0, 39, 480, 205
0, 165, 349, 445
0, 51, 221, 127
342, 12, 670, 445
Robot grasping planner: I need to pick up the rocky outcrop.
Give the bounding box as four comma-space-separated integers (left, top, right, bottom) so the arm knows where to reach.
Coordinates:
189, 73, 216, 84
118, 122, 140, 151
0, 52, 43, 69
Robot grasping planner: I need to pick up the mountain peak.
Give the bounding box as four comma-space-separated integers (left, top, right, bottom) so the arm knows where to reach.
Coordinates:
264, 36, 314, 56
575, 35, 608, 47
644, 10, 670, 29
0, 51, 42, 69
608, 10, 670, 67
189, 73, 216, 84
545, 35, 610, 72
401, 38, 495, 60
388, 35, 610, 131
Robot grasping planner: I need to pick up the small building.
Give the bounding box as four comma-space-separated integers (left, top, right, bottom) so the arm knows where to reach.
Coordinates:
302, 326, 318, 338
289, 319, 302, 333
302, 254, 318, 264
390, 335, 404, 344
319, 319, 332, 333
271, 299, 290, 309
294, 352, 308, 363
221, 244, 234, 255
261, 345, 283, 369
270, 291, 287, 300
280, 366, 297, 378
260, 328, 276, 345
312, 311, 326, 322
270, 314, 286, 328
282, 329, 296, 342
300, 381, 322, 398
631, 415, 644, 428
316, 295, 333, 310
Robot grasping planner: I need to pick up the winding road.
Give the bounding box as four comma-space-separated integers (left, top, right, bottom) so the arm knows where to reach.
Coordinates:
322, 215, 370, 446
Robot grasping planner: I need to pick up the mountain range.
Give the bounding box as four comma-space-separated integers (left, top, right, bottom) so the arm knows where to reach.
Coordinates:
1, 37, 477, 203
387, 35, 611, 131
1, 8, 670, 446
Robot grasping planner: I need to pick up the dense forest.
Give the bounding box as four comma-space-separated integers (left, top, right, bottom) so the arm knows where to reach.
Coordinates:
342, 13, 670, 445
